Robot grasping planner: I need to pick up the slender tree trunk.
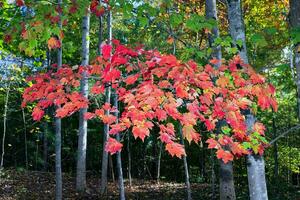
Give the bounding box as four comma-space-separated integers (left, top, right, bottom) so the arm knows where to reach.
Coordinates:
76, 7, 90, 192
289, 0, 300, 120
246, 155, 268, 200
219, 161, 236, 200
199, 147, 206, 179
205, 0, 222, 61
55, 0, 63, 198
43, 122, 48, 172
109, 155, 115, 182
206, 1, 236, 199
1, 83, 10, 169
156, 142, 162, 183
226, 1, 268, 199
272, 117, 278, 179
100, 8, 112, 195
127, 134, 132, 187
21, 107, 28, 170
113, 94, 126, 200
35, 139, 39, 170
179, 124, 192, 200
227, 0, 248, 63
55, 115, 62, 200
98, 0, 103, 56
211, 150, 216, 200
245, 114, 268, 200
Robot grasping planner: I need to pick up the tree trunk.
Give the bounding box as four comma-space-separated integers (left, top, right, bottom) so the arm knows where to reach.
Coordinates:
76, 7, 90, 192
127, 134, 132, 187
199, 147, 206, 179
246, 155, 268, 200
272, 117, 278, 179
100, 8, 112, 195
219, 161, 236, 200
211, 150, 216, 200
98, 0, 104, 56
289, 0, 300, 120
113, 94, 126, 200
55, 0, 63, 198
206, 1, 236, 199
205, 0, 222, 61
55, 117, 62, 200
109, 155, 115, 182
227, 0, 248, 63
1, 83, 10, 169
227, 1, 268, 199
245, 114, 268, 200
179, 124, 192, 200
43, 122, 48, 172
156, 142, 162, 183
21, 106, 28, 170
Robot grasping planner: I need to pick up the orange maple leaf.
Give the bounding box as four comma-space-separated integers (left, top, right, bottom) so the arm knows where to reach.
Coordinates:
165, 142, 186, 158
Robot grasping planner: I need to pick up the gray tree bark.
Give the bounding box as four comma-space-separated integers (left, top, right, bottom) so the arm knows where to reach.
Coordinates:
76, 8, 90, 192
227, 0, 248, 63
100, 8, 112, 195
98, 0, 103, 55
219, 161, 236, 200
272, 117, 278, 179
55, 0, 63, 199
179, 124, 192, 200
43, 122, 48, 171
226, 1, 268, 199
0, 83, 10, 169
245, 113, 268, 200
206, 1, 236, 199
205, 0, 222, 61
22, 107, 28, 170
289, 0, 300, 120
156, 142, 162, 183
127, 134, 132, 187
211, 151, 216, 200
113, 94, 126, 200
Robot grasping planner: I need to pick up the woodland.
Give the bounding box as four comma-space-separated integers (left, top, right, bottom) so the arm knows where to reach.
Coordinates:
0, 0, 300, 200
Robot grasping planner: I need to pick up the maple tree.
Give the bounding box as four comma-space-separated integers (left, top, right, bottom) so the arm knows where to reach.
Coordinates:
22, 64, 88, 121
22, 40, 277, 164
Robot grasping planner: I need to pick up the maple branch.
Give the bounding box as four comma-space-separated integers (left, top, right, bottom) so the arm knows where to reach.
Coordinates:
269, 124, 300, 145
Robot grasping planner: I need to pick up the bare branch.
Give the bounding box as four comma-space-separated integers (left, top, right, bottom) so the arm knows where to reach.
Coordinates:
269, 124, 300, 145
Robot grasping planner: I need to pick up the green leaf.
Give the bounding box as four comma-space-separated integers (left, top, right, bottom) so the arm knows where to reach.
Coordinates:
242, 142, 251, 149
250, 33, 268, 47
170, 13, 183, 27
236, 39, 243, 48
138, 17, 148, 27
291, 28, 300, 44
221, 126, 231, 135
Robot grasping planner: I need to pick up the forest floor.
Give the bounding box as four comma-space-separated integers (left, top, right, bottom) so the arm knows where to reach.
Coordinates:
0, 169, 212, 200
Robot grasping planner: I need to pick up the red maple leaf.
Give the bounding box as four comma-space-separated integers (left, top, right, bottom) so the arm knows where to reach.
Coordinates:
175, 85, 189, 98
206, 138, 219, 149
216, 149, 234, 164
102, 44, 112, 60
16, 0, 25, 7
105, 137, 123, 154
155, 109, 167, 121
125, 74, 139, 85
132, 121, 153, 141
84, 112, 95, 120
32, 107, 44, 121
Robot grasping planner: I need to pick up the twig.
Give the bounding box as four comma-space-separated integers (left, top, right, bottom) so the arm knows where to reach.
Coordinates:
269, 124, 300, 145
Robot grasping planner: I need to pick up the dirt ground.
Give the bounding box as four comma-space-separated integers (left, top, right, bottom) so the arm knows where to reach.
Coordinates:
0, 170, 211, 200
